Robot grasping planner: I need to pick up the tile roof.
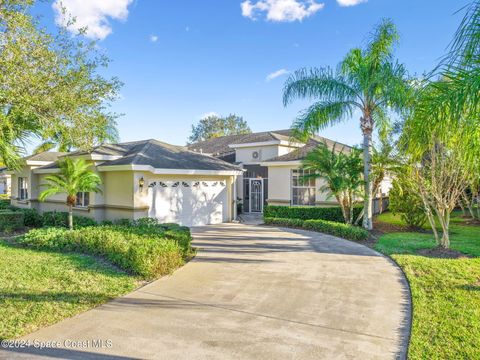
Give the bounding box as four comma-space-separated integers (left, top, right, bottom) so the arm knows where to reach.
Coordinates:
265, 137, 353, 162
187, 129, 295, 157
103, 139, 241, 171
25, 151, 68, 162
36, 140, 242, 172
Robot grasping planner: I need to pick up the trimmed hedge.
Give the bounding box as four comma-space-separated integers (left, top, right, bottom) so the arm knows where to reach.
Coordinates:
264, 217, 368, 241
0, 211, 24, 233
0, 199, 10, 210
41, 211, 97, 228
19, 222, 192, 279
303, 219, 368, 241
264, 217, 304, 228
264, 205, 362, 223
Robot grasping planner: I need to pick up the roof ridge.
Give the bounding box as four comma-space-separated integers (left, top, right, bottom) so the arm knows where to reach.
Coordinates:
130, 139, 154, 164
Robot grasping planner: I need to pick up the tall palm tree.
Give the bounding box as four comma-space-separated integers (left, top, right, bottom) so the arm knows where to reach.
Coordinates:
283, 19, 409, 230
39, 158, 102, 230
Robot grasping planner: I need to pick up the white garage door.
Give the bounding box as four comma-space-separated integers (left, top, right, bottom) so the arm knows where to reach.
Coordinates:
147, 180, 228, 226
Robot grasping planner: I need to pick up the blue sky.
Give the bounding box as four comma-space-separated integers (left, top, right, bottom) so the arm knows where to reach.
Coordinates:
34, 0, 469, 147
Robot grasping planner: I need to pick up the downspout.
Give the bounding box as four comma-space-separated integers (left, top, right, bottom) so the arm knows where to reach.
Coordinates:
233, 175, 237, 221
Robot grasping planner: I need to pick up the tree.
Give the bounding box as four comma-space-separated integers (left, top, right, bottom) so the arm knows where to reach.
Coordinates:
401, 79, 474, 248
301, 143, 363, 224
283, 19, 410, 230
188, 114, 251, 143
397, 1, 480, 248
0, 0, 121, 169
39, 158, 102, 230
388, 168, 427, 229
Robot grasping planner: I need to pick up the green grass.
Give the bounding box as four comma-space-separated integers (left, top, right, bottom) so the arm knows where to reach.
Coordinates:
374, 211, 480, 359
0, 241, 138, 340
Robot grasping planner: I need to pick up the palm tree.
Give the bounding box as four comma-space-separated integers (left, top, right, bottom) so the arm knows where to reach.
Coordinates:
301, 143, 363, 224
39, 158, 102, 230
283, 19, 409, 230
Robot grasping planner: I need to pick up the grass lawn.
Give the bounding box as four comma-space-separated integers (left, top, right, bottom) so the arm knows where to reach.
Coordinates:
0, 240, 138, 340
374, 211, 480, 359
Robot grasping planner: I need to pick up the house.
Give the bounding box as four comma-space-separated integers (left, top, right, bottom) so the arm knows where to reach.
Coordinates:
188, 129, 353, 213
0, 167, 11, 196
8, 130, 386, 226
8, 140, 242, 226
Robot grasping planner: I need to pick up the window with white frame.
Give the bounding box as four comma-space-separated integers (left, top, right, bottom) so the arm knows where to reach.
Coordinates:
18, 177, 28, 200
291, 169, 316, 206
76, 192, 90, 207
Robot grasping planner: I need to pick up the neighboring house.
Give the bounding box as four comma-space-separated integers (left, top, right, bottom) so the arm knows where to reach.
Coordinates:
8, 140, 242, 226
0, 167, 11, 196
188, 129, 359, 213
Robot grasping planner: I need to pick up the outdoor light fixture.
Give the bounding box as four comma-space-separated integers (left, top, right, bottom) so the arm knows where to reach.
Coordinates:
139, 177, 145, 192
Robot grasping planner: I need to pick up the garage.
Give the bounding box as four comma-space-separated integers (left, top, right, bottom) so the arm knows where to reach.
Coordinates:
147, 179, 229, 226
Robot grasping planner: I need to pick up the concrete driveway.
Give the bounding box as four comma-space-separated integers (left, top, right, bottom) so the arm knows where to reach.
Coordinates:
1, 223, 410, 360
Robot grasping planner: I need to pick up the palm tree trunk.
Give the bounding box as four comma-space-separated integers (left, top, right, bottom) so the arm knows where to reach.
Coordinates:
361, 116, 374, 230
68, 204, 73, 230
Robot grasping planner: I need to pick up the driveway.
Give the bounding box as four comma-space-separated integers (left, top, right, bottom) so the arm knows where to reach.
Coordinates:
1, 223, 410, 360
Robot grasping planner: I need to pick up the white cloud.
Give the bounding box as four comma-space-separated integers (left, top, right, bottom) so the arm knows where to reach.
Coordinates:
241, 0, 324, 22
52, 0, 134, 40
150, 34, 159, 42
200, 112, 219, 119
336, 0, 367, 7
266, 68, 290, 81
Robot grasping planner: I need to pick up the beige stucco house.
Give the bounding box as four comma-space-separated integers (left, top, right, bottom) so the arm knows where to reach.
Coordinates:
9, 140, 242, 226
188, 129, 358, 213
8, 130, 389, 226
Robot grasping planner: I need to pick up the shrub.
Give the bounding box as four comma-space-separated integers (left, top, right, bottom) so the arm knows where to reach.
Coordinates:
264, 216, 368, 241
0, 211, 24, 233
0, 199, 10, 209
303, 219, 368, 241
19, 223, 192, 279
264, 205, 362, 223
15, 208, 43, 227
389, 179, 426, 228
42, 211, 97, 228
264, 217, 304, 228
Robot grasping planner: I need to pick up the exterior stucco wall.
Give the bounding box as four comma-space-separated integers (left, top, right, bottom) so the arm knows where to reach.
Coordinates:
266, 164, 338, 206
235, 144, 298, 164
10, 164, 237, 224
10, 166, 38, 209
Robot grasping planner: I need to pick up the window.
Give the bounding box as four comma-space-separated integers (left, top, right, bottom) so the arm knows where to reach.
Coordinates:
291, 169, 316, 206
76, 192, 90, 207
18, 177, 28, 200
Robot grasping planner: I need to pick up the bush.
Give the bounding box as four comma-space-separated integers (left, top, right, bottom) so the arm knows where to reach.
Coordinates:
264, 217, 305, 228
41, 211, 97, 228
264, 216, 368, 241
19, 223, 192, 279
0, 199, 10, 210
389, 179, 426, 228
14, 208, 43, 228
0, 211, 24, 233
303, 219, 369, 241
264, 205, 362, 223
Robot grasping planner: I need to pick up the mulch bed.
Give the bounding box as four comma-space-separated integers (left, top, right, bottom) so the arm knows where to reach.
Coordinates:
417, 247, 472, 259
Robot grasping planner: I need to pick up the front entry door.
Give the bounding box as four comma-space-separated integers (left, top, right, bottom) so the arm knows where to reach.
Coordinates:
249, 179, 263, 213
